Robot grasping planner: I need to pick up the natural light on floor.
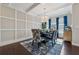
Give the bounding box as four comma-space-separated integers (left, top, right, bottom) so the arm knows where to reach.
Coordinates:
56, 39, 63, 44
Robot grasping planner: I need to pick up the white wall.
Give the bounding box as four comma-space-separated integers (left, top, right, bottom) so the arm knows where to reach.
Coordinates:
67, 13, 72, 27
72, 4, 79, 46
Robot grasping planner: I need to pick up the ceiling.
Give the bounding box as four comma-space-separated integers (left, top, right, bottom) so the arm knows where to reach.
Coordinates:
1, 3, 72, 17
1, 3, 34, 12
27, 3, 72, 16
10, 3, 34, 12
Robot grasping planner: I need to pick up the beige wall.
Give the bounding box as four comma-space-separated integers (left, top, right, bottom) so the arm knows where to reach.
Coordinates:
0, 5, 15, 42
0, 4, 41, 46
0, 4, 27, 43
72, 4, 79, 46
27, 15, 41, 38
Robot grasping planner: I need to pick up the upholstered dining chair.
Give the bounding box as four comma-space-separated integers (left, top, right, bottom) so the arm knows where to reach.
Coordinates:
31, 29, 41, 52
46, 30, 57, 47
52, 30, 57, 45
31, 29, 42, 48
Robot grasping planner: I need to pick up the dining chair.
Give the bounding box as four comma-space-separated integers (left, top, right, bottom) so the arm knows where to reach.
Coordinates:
47, 30, 57, 47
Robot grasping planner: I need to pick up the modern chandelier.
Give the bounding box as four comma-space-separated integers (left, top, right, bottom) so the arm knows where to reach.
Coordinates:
41, 7, 48, 22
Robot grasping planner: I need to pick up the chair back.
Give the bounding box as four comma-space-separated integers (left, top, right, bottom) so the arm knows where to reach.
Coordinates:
31, 29, 41, 42
52, 30, 57, 43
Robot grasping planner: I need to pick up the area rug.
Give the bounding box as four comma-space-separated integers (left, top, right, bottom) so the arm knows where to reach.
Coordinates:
20, 39, 63, 55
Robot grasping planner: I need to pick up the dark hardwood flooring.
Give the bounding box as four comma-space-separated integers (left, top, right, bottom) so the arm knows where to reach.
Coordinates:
0, 42, 32, 55
72, 45, 79, 55
0, 40, 79, 55
61, 41, 72, 55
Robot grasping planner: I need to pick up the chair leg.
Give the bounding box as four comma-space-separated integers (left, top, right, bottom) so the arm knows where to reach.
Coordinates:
38, 43, 41, 48
52, 39, 56, 47
51, 40, 54, 47
32, 40, 34, 46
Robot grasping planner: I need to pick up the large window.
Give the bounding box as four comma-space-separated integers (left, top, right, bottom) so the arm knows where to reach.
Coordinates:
58, 17, 64, 38
51, 18, 56, 30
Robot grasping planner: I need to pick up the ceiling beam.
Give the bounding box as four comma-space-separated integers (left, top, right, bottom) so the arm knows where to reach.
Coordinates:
26, 3, 40, 12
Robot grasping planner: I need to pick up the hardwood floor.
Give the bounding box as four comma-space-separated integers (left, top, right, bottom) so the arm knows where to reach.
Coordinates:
0, 40, 79, 55
72, 45, 79, 55
0, 42, 32, 55
61, 41, 72, 55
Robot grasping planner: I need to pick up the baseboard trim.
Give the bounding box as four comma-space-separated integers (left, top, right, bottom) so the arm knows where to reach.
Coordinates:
72, 42, 79, 47
0, 36, 32, 47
